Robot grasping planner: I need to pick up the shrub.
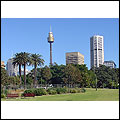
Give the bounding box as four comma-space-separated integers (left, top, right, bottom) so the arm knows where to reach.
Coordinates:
56, 88, 67, 94
23, 88, 48, 96
47, 88, 57, 95
33, 88, 47, 96
64, 87, 70, 93
49, 90, 57, 95
24, 89, 34, 94
62, 87, 67, 93
70, 89, 77, 93
23, 89, 34, 97
1, 94, 6, 98
47, 88, 55, 92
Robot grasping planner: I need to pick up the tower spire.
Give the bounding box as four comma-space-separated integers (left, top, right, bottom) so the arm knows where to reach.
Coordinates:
50, 25, 52, 32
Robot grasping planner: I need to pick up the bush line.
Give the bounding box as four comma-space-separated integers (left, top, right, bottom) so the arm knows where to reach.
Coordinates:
22, 87, 86, 96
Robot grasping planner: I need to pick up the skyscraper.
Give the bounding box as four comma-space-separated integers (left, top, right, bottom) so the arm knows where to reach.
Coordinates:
66, 52, 84, 65
90, 35, 104, 68
6, 58, 18, 76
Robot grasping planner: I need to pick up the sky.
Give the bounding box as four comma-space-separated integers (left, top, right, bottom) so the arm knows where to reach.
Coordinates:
1, 18, 119, 70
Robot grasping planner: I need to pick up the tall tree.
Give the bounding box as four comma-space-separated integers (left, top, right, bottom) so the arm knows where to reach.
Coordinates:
30, 53, 44, 88
26, 73, 33, 87
1, 67, 9, 87
63, 64, 76, 87
41, 66, 52, 85
73, 67, 82, 87
111, 68, 118, 89
88, 70, 96, 88
13, 53, 24, 86
50, 63, 65, 84
74, 64, 89, 87
93, 65, 118, 89
115, 68, 119, 88
21, 52, 31, 89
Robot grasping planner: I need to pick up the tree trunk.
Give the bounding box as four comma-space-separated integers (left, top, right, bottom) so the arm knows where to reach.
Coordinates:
34, 64, 37, 88
19, 64, 22, 87
68, 76, 70, 93
24, 63, 26, 89
41, 78, 42, 87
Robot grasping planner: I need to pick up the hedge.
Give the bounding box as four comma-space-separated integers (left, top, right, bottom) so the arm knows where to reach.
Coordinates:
23, 87, 86, 96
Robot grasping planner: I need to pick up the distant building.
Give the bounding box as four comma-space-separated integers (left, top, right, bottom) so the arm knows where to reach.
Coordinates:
103, 61, 116, 69
90, 35, 104, 68
66, 52, 84, 65
18, 68, 31, 75
6, 58, 18, 76
1, 61, 5, 68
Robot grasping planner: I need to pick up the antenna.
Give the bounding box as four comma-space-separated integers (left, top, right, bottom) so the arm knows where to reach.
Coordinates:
50, 25, 52, 32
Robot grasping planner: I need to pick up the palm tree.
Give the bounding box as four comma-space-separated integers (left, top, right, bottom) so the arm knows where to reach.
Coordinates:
13, 53, 24, 86
21, 52, 31, 89
30, 53, 44, 88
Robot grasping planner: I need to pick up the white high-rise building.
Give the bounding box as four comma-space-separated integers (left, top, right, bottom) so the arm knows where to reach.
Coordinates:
90, 35, 104, 68
6, 58, 18, 76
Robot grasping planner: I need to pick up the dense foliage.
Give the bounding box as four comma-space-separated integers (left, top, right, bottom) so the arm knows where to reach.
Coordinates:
1, 67, 9, 86
1, 68, 20, 90
1, 52, 119, 89
91, 65, 119, 88
12, 52, 44, 89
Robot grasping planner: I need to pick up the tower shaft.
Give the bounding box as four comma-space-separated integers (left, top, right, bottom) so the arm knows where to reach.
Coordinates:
50, 43, 52, 65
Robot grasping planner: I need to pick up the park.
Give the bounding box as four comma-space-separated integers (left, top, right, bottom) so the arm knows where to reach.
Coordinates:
1, 88, 119, 101
1, 52, 119, 101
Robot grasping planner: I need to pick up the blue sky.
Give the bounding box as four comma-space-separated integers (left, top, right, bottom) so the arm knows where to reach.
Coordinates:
1, 18, 119, 70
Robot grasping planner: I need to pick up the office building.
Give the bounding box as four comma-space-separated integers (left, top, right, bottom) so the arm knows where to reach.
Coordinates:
66, 52, 84, 65
6, 58, 18, 76
103, 61, 116, 69
90, 35, 104, 68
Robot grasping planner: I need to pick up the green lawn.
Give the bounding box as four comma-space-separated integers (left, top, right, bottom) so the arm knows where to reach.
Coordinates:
1, 88, 119, 101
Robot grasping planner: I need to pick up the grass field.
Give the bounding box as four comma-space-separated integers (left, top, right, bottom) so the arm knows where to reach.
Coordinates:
1, 88, 119, 101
